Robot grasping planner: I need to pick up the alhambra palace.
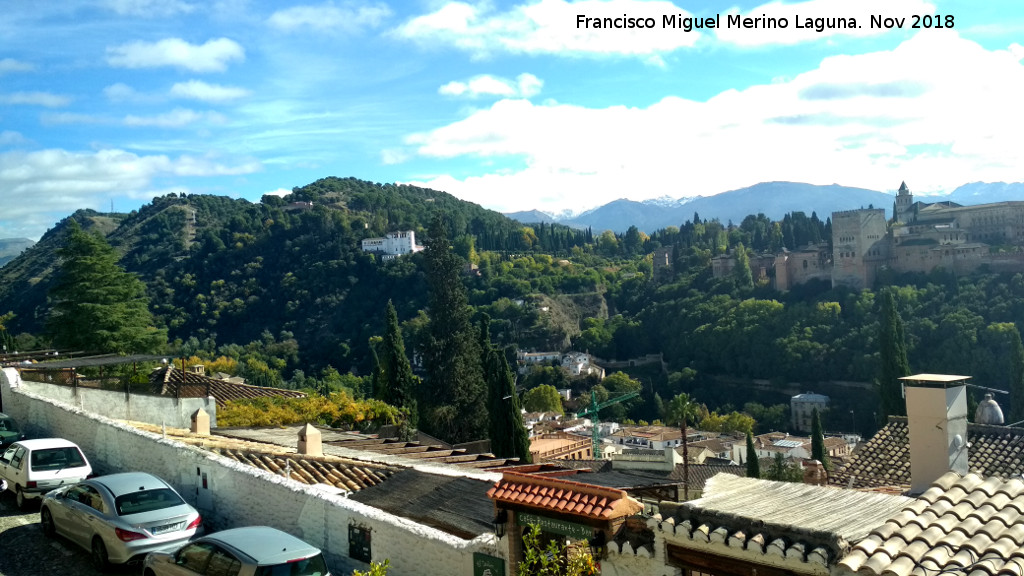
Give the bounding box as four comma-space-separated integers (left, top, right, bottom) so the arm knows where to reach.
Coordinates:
711, 182, 1024, 289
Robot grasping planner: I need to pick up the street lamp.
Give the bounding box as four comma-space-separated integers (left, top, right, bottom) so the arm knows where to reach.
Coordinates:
492, 509, 508, 539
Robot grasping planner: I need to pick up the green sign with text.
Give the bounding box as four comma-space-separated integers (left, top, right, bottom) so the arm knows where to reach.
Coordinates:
473, 552, 506, 576
517, 511, 593, 539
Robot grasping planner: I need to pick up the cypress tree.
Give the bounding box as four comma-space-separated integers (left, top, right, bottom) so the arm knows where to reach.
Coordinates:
745, 431, 760, 479
47, 220, 166, 354
421, 216, 488, 444
481, 316, 531, 462
878, 289, 910, 418
733, 243, 754, 289
811, 408, 830, 471
378, 301, 418, 428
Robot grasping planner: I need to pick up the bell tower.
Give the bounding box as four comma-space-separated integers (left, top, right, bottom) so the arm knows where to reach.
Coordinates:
894, 181, 913, 224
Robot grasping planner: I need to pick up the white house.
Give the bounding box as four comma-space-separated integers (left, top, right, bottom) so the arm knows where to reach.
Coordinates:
360, 230, 423, 261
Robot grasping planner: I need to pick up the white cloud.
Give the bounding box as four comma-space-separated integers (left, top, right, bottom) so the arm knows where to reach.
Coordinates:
403, 32, 1024, 212
103, 83, 142, 102
0, 131, 27, 145
267, 2, 392, 33
0, 92, 71, 107
101, 0, 197, 16
396, 0, 699, 61
123, 108, 227, 127
40, 112, 106, 125
439, 73, 543, 98
715, 0, 936, 47
262, 188, 292, 198
0, 58, 34, 74
170, 80, 250, 102
0, 148, 260, 239
106, 38, 245, 72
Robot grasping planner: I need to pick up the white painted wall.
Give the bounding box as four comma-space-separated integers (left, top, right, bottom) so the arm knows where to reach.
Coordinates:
1, 369, 507, 576
6, 376, 216, 428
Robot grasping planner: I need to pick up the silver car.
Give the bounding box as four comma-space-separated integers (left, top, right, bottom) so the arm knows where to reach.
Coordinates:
143, 526, 331, 576
40, 472, 202, 570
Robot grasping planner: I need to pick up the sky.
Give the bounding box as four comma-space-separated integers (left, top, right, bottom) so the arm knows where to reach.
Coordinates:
2, 0, 1024, 240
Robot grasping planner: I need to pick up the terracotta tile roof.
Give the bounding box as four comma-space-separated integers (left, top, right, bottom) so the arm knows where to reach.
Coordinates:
487, 471, 643, 520
831, 417, 1024, 489
838, 472, 1024, 576
210, 447, 396, 492
660, 474, 911, 564
149, 366, 307, 407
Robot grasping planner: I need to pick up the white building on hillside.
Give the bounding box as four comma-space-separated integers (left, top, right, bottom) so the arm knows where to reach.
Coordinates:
361, 230, 423, 261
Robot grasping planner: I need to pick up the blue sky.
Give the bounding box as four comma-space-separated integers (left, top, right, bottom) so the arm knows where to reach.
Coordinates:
2, 0, 1023, 240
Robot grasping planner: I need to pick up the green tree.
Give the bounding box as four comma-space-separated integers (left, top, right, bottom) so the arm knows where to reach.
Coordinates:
745, 431, 760, 478
46, 220, 166, 354
352, 559, 389, 576
877, 290, 910, 418
664, 393, 702, 428
733, 243, 753, 289
377, 301, 419, 429
520, 524, 600, 576
523, 384, 564, 414
810, 408, 830, 471
421, 216, 488, 444
764, 453, 802, 482
481, 315, 531, 462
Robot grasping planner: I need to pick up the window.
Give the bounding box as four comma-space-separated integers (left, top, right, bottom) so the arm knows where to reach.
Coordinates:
206, 547, 242, 576
116, 488, 185, 516
176, 542, 215, 573
30, 447, 86, 471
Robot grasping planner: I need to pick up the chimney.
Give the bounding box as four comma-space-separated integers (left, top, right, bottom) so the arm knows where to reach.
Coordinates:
190, 408, 210, 436
902, 374, 969, 494
802, 459, 827, 486
297, 423, 322, 457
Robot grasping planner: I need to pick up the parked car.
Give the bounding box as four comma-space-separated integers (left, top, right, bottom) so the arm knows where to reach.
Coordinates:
0, 438, 91, 509
143, 526, 331, 576
0, 412, 25, 449
40, 471, 202, 570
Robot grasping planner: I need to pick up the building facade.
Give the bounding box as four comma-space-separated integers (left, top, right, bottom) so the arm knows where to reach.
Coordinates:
360, 230, 423, 261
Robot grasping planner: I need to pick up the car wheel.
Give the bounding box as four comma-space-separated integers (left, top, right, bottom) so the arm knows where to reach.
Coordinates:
40, 507, 56, 537
15, 486, 28, 510
144, 570, 157, 576
91, 537, 110, 571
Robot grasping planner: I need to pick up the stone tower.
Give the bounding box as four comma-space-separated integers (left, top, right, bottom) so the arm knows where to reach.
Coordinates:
894, 181, 913, 224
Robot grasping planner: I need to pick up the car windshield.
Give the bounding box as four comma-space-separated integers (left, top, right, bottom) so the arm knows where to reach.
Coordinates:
254, 554, 329, 576
115, 488, 185, 516
0, 417, 16, 432
29, 447, 86, 471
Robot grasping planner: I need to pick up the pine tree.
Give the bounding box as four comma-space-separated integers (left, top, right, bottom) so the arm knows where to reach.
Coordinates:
46, 220, 166, 354
878, 290, 910, 418
745, 430, 760, 479
377, 301, 418, 428
481, 315, 531, 462
421, 216, 488, 444
811, 408, 830, 471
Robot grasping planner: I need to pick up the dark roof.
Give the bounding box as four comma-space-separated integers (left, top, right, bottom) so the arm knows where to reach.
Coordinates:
669, 464, 745, 491
149, 366, 306, 407
839, 472, 1024, 576
26, 353, 169, 369
831, 417, 1024, 489
349, 469, 495, 539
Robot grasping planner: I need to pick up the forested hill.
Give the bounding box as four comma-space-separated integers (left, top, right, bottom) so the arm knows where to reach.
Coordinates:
0, 177, 589, 373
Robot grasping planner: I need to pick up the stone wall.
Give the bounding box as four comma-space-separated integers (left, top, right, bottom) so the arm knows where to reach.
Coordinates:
1, 368, 506, 576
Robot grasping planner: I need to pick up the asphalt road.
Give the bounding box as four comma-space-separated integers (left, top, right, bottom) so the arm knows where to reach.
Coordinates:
0, 491, 134, 576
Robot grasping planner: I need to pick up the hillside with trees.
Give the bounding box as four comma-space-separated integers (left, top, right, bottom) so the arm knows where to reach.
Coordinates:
2, 176, 1024, 441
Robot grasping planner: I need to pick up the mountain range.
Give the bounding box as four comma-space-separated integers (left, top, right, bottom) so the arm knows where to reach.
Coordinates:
0, 238, 35, 268
506, 181, 1024, 233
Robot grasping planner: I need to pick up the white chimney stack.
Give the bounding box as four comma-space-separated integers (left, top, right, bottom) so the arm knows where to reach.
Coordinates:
902, 374, 969, 494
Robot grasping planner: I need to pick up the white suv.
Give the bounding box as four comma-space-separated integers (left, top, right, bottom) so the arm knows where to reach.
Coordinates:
0, 438, 92, 509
